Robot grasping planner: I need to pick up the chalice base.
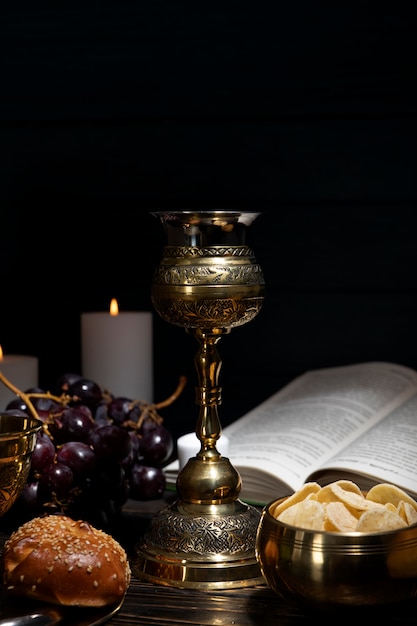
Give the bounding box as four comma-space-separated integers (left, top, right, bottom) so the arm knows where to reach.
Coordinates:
132, 497, 264, 589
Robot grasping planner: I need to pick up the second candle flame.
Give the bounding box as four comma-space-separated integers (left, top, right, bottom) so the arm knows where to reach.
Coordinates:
110, 298, 119, 316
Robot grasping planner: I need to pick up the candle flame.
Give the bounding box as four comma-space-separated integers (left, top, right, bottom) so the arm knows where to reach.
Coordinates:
0, 345, 3, 361
110, 298, 119, 316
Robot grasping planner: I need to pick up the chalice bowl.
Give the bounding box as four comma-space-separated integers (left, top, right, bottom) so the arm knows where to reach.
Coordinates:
0, 413, 43, 517
133, 210, 266, 589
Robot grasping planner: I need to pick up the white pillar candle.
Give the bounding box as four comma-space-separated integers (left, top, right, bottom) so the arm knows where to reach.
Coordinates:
81, 300, 153, 402
0, 351, 39, 411
177, 432, 230, 471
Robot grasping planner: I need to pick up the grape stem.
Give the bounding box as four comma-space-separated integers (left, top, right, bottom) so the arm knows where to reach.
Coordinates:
0, 371, 188, 426
0, 370, 42, 419
155, 375, 188, 409
0, 370, 72, 420
127, 375, 188, 430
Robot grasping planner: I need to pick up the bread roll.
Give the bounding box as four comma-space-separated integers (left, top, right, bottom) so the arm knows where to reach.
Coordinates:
1, 514, 131, 607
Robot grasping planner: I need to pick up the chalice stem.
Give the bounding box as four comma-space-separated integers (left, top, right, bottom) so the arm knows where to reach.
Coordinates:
193, 328, 230, 459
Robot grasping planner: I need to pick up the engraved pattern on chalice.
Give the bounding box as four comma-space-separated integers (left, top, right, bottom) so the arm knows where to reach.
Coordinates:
146, 505, 261, 555
133, 211, 265, 589
0, 462, 29, 515
152, 243, 264, 330
154, 297, 263, 329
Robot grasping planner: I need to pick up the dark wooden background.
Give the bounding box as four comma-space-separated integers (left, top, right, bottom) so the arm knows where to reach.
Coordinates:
1, 2, 416, 441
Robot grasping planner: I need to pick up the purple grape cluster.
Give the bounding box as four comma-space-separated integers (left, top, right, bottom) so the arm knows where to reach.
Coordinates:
3, 374, 180, 529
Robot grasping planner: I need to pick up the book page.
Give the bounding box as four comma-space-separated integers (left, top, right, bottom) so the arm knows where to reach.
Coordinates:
222, 362, 417, 493
310, 392, 417, 494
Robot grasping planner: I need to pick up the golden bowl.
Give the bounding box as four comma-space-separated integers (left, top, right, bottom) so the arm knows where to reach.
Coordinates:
256, 496, 417, 611
0, 413, 43, 517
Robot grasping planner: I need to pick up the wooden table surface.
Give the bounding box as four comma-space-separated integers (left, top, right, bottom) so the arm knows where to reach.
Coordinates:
1, 493, 417, 625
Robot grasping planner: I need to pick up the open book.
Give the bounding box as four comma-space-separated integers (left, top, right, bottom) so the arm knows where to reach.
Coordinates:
164, 361, 417, 506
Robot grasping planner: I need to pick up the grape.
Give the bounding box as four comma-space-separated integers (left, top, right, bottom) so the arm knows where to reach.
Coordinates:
129, 463, 165, 500
74, 404, 94, 420
67, 377, 103, 411
121, 431, 140, 472
31, 430, 56, 473
124, 403, 142, 425
56, 441, 96, 479
140, 415, 159, 434
1, 408, 31, 418
19, 481, 40, 510
139, 424, 174, 466
107, 397, 132, 424
38, 462, 74, 501
55, 372, 82, 395
50, 406, 96, 443
5, 398, 31, 414
94, 402, 110, 426
89, 424, 132, 462
11, 482, 43, 523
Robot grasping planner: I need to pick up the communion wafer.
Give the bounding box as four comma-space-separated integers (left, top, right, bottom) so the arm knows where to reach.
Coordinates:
316, 479, 362, 504
270, 482, 321, 518
356, 507, 407, 532
329, 482, 385, 512
276, 499, 325, 530
397, 500, 417, 525
323, 501, 358, 532
273, 480, 417, 532
366, 483, 417, 511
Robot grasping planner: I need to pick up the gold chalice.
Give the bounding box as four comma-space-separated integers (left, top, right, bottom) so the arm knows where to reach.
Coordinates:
133, 210, 265, 589
0, 413, 43, 518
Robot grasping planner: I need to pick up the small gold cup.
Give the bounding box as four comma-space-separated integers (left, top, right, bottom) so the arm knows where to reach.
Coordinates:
256, 496, 417, 610
0, 413, 42, 517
